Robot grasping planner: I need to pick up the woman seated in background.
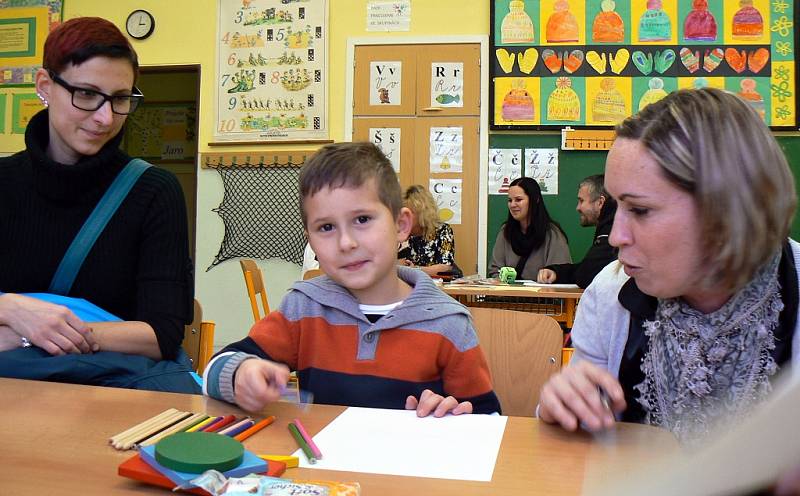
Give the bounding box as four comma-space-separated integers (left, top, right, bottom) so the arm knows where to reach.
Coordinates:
398, 185, 461, 278
538, 88, 799, 445
489, 177, 571, 280
0, 18, 193, 386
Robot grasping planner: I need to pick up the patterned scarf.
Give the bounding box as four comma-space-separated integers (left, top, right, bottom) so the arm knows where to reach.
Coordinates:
636, 253, 782, 445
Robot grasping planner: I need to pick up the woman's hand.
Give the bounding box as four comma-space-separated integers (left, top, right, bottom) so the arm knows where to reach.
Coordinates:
234, 358, 290, 412
405, 389, 473, 417
537, 268, 557, 283
0, 293, 97, 355
538, 360, 626, 432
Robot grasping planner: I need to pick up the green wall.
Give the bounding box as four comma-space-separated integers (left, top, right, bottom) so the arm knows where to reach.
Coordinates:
487, 134, 800, 268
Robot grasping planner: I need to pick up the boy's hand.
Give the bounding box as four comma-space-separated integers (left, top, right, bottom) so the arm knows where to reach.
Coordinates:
405, 389, 473, 417
538, 360, 625, 432
234, 358, 290, 412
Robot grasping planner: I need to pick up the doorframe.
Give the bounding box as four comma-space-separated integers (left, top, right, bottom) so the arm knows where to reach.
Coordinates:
344, 36, 489, 276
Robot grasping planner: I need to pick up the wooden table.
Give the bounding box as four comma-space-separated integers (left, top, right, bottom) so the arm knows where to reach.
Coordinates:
442, 283, 584, 328
0, 378, 677, 495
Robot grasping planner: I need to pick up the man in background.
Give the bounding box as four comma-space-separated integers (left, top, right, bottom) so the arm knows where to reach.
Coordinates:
537, 174, 617, 288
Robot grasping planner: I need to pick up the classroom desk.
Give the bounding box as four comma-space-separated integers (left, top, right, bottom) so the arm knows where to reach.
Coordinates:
442, 283, 584, 328
0, 378, 676, 495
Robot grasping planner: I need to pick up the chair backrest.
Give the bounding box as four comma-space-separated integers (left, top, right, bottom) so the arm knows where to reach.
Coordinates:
470, 307, 563, 417
240, 258, 271, 322
302, 268, 324, 280
183, 299, 216, 374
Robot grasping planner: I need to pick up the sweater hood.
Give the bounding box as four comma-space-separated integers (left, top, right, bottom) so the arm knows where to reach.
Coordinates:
289, 266, 470, 330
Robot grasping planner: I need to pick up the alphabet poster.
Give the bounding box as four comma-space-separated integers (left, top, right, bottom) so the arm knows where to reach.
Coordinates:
429, 126, 463, 173
490, 0, 798, 129
369, 127, 401, 172
525, 147, 559, 195
430, 178, 463, 225
369, 61, 402, 105
216, 0, 328, 142
431, 62, 464, 107
488, 148, 523, 194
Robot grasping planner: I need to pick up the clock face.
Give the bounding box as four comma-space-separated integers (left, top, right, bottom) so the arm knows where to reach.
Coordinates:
126, 10, 155, 40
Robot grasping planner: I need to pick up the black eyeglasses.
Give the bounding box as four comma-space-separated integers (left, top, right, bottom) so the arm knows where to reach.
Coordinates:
48, 71, 144, 115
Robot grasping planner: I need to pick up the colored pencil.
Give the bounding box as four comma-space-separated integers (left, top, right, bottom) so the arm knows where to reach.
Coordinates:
196, 415, 224, 432
186, 416, 218, 433
223, 419, 255, 437
258, 454, 299, 468
292, 418, 323, 459
234, 415, 276, 442
109, 408, 179, 445
203, 414, 236, 433
288, 422, 316, 464
139, 412, 208, 447
217, 417, 252, 436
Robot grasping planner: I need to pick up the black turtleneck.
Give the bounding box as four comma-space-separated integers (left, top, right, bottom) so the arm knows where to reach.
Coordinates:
0, 109, 193, 359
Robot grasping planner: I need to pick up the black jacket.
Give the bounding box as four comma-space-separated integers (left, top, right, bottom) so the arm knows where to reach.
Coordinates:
546, 199, 617, 288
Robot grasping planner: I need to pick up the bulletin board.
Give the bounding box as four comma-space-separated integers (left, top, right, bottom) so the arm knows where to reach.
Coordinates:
215, 0, 328, 142
0, 0, 62, 87
123, 102, 197, 161
490, 0, 799, 130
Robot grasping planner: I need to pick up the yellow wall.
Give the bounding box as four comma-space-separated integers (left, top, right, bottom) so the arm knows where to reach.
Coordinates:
0, 0, 490, 347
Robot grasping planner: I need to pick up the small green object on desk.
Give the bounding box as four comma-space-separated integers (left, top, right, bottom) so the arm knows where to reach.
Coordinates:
499, 266, 517, 284
154, 432, 244, 474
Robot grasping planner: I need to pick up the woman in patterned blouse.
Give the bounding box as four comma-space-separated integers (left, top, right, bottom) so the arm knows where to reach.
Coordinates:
399, 185, 460, 278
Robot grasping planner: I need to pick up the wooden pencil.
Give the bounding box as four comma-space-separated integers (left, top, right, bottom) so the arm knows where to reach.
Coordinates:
109, 408, 179, 445
114, 410, 192, 450
186, 416, 218, 433
139, 412, 208, 447
111, 409, 188, 449
234, 415, 276, 442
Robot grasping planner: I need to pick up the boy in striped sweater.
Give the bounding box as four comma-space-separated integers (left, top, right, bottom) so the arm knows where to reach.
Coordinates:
205, 142, 500, 416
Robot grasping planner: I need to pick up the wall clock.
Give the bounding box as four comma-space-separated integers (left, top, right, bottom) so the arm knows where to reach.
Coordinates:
126, 10, 155, 40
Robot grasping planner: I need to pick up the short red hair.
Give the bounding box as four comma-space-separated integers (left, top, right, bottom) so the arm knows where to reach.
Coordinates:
43, 17, 139, 82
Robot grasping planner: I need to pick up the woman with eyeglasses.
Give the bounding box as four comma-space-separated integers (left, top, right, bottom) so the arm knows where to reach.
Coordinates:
0, 18, 193, 372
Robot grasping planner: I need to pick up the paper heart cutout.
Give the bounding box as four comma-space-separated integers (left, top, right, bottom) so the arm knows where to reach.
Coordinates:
680, 48, 700, 73
518, 48, 538, 75
632, 50, 654, 75
654, 49, 676, 74
496, 48, 515, 74
564, 50, 584, 74
725, 48, 746, 73
609, 48, 630, 74
703, 48, 724, 73
586, 51, 607, 74
542, 49, 563, 74
748, 47, 770, 73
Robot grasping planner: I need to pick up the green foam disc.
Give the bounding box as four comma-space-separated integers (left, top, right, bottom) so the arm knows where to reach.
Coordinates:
154, 432, 244, 474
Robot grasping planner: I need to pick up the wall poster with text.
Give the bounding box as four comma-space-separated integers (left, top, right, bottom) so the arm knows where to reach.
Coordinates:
490, 0, 799, 130
216, 0, 328, 142
0, 0, 62, 87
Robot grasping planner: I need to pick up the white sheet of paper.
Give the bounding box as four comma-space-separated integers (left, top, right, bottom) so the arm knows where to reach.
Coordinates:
520, 281, 581, 289
292, 407, 508, 481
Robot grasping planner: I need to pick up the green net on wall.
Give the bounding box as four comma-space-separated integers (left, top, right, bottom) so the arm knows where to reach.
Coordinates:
207, 160, 305, 270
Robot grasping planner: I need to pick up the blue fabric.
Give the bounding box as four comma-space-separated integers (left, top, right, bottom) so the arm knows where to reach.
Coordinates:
0, 293, 201, 394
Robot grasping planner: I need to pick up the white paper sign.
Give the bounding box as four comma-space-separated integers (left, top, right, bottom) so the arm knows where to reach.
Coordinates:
429, 127, 463, 173
369, 61, 402, 106
430, 178, 462, 225
488, 148, 522, 195
525, 148, 559, 195
366, 1, 411, 32
431, 62, 463, 107
369, 127, 401, 173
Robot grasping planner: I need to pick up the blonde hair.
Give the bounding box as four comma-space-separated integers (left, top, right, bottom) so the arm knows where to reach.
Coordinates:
403, 185, 440, 240
616, 88, 797, 293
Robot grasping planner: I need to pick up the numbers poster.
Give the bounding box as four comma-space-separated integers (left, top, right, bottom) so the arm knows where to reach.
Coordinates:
216, 0, 328, 141
490, 0, 798, 129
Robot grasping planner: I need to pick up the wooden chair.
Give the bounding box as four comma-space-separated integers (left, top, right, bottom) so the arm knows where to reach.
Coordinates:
183, 299, 215, 375
302, 268, 324, 280
240, 258, 271, 322
470, 307, 563, 417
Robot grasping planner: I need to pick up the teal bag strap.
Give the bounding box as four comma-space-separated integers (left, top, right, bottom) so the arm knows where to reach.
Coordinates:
49, 159, 152, 295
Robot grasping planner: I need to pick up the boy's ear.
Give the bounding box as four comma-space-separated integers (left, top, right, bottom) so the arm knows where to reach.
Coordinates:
396, 206, 413, 242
